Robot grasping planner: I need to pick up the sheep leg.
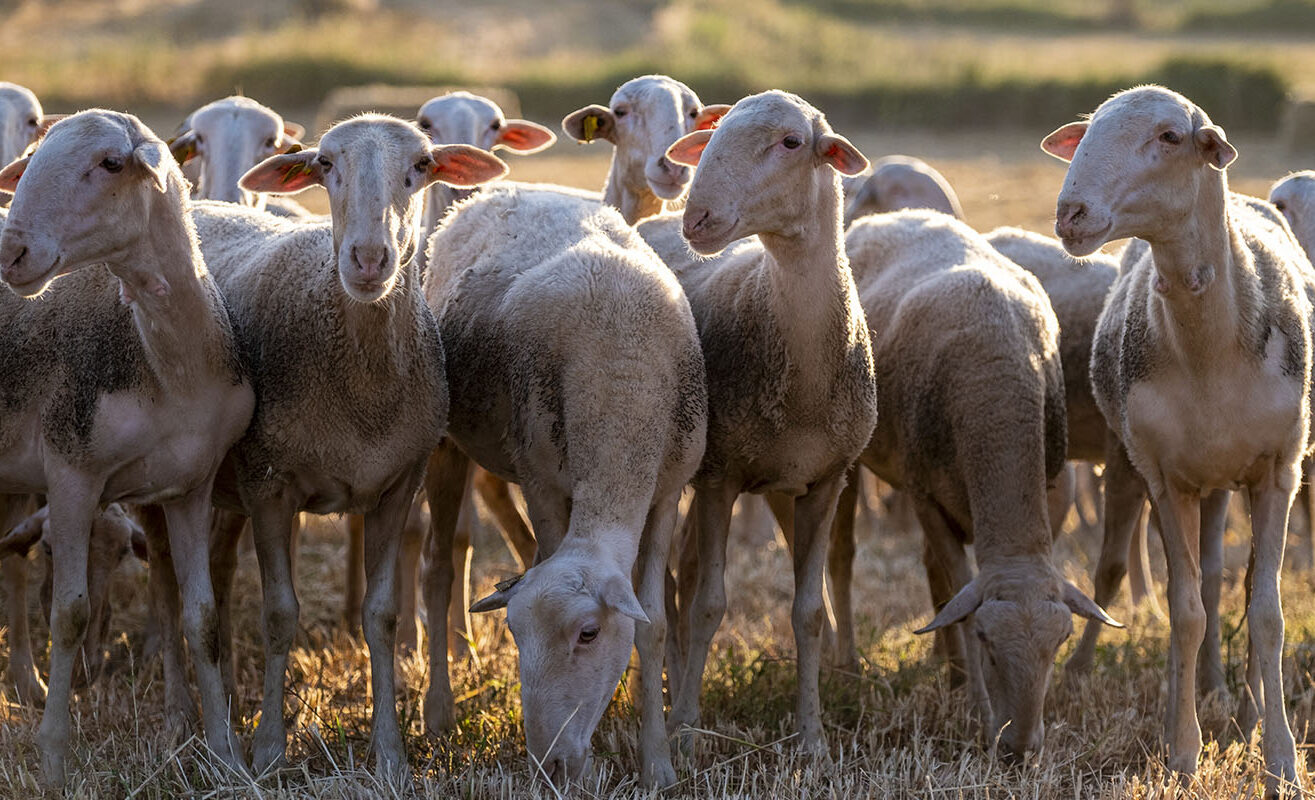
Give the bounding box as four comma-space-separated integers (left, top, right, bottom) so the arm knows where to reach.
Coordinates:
1154, 487, 1205, 776
915, 499, 987, 717
162, 487, 246, 777
421, 442, 468, 736
828, 465, 860, 669
768, 490, 841, 663
140, 505, 197, 737
395, 493, 426, 656
473, 468, 536, 569
666, 507, 696, 706
4, 552, 45, 705
344, 514, 365, 634
635, 490, 680, 788
1128, 506, 1160, 614
448, 471, 475, 662
791, 472, 846, 754
208, 508, 247, 709
1047, 462, 1075, 539
1238, 543, 1261, 737
37, 478, 99, 789
362, 466, 422, 777
1197, 490, 1229, 698
249, 493, 300, 775
668, 482, 738, 738
1247, 479, 1300, 799
1068, 439, 1148, 674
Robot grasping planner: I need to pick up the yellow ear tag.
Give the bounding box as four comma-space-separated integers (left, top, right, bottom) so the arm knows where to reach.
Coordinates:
582, 115, 599, 143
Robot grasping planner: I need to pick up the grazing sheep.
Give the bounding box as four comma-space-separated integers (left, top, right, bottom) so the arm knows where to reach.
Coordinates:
0, 109, 254, 787
188, 114, 506, 775
423, 182, 707, 788
1, 501, 144, 704
562, 75, 729, 224
1044, 85, 1313, 797
839, 211, 1120, 756
655, 90, 877, 755
843, 155, 964, 226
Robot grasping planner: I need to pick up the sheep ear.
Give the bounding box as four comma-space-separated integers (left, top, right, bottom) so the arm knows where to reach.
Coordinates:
693, 104, 732, 131
817, 133, 868, 176
240, 150, 323, 194
597, 574, 648, 624
495, 120, 556, 154
276, 135, 303, 154
428, 144, 509, 188
471, 573, 524, 613
133, 141, 171, 193
0, 156, 29, 193
1041, 122, 1088, 162
0, 506, 47, 557
1063, 581, 1123, 628
168, 130, 200, 165
36, 114, 67, 138
282, 121, 306, 142
914, 578, 983, 634
667, 129, 713, 167
562, 105, 615, 144
1195, 124, 1237, 171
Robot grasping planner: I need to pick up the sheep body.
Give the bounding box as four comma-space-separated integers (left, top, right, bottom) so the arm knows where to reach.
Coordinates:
843, 155, 964, 225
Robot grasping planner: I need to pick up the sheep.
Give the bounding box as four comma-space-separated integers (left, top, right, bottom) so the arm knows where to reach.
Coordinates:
422, 182, 707, 787
0, 109, 255, 787
1043, 84, 1313, 797
842, 155, 964, 226
651, 90, 877, 756
562, 75, 729, 224
168, 96, 307, 215
187, 113, 507, 775
1, 501, 144, 704
835, 210, 1121, 755
0, 83, 62, 185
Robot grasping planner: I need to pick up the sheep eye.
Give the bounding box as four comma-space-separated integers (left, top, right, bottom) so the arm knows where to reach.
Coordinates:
491, 119, 502, 131
578, 626, 599, 644
317, 155, 332, 171
415, 157, 432, 172
418, 119, 431, 130
265, 137, 277, 149
783, 135, 802, 150
614, 107, 629, 118
1274, 200, 1287, 212
1160, 131, 1182, 145
100, 157, 123, 173
689, 108, 699, 118
26, 117, 37, 127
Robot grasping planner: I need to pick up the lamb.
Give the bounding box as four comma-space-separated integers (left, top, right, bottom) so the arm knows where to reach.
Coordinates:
653, 90, 878, 755
0, 109, 254, 787
0, 83, 62, 180
843, 155, 964, 225
169, 96, 308, 217
186, 114, 506, 774
562, 75, 729, 224
1, 501, 144, 704
838, 211, 1120, 756
1043, 85, 1313, 797
422, 182, 707, 787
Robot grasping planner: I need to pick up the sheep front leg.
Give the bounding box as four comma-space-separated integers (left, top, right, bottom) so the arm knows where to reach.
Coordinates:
37, 481, 99, 789
209, 508, 248, 709
363, 467, 422, 777
791, 472, 846, 754
635, 491, 681, 788
344, 515, 365, 634
421, 441, 469, 736
668, 482, 738, 739
163, 487, 246, 777
140, 505, 198, 737
1197, 490, 1229, 698
249, 493, 300, 775
1247, 478, 1300, 799
1154, 488, 1205, 776
4, 552, 45, 705
395, 494, 426, 656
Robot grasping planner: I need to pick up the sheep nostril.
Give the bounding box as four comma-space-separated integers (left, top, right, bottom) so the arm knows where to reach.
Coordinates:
9, 245, 26, 269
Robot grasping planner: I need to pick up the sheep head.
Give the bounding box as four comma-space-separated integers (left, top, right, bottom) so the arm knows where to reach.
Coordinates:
168, 96, 304, 208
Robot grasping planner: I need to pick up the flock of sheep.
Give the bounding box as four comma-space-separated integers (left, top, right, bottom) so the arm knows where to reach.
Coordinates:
0, 73, 1312, 797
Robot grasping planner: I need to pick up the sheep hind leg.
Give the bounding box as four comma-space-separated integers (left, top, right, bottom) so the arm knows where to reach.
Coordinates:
208, 508, 247, 712
420, 442, 468, 737
394, 494, 426, 657
140, 504, 198, 739
447, 474, 474, 662
767, 490, 841, 663
827, 465, 860, 670
635, 491, 681, 788
790, 472, 846, 755
248, 494, 301, 775
4, 552, 45, 706
343, 515, 365, 634
914, 499, 985, 717
1197, 490, 1229, 699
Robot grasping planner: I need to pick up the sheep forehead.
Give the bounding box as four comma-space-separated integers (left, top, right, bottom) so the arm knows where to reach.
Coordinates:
612, 74, 698, 109
420, 93, 502, 123
192, 99, 281, 134
1273, 173, 1315, 202
321, 115, 428, 160
721, 91, 820, 136
1090, 85, 1200, 137
0, 84, 39, 118
37, 110, 140, 161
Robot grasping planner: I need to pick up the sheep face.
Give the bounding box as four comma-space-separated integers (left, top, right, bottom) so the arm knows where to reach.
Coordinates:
564, 75, 725, 204
671, 90, 867, 255
0, 84, 47, 170
0, 110, 175, 298
1043, 85, 1237, 258
1269, 172, 1315, 259
169, 97, 303, 208
417, 92, 555, 156
239, 115, 508, 303
470, 555, 647, 787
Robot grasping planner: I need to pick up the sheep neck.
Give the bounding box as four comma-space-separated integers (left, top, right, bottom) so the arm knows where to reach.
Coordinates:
1142, 171, 1251, 370
109, 183, 235, 391
603, 163, 666, 225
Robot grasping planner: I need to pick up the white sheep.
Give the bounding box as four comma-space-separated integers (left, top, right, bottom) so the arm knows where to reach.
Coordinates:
423, 182, 707, 788
0, 109, 255, 787
563, 75, 729, 224
1044, 84, 1313, 797
0, 83, 62, 184
169, 96, 308, 216
840, 211, 1120, 756
187, 113, 506, 775
655, 90, 877, 755
843, 154, 964, 226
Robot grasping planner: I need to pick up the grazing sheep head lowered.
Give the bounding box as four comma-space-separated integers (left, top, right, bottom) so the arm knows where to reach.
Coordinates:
240, 114, 508, 303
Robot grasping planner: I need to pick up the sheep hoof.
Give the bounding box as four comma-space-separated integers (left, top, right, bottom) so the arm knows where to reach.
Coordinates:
1263, 760, 1300, 800
423, 699, 456, 737
641, 756, 678, 789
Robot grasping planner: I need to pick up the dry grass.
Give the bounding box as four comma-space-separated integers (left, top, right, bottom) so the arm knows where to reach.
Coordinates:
6, 130, 1315, 798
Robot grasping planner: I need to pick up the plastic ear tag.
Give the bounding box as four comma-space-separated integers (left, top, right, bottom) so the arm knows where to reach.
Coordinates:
284, 143, 303, 154
582, 115, 600, 143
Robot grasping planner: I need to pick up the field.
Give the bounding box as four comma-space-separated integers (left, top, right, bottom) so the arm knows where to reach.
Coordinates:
3, 0, 1315, 797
